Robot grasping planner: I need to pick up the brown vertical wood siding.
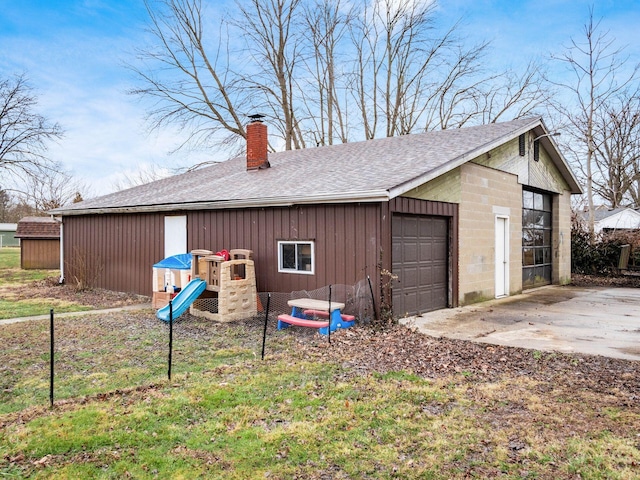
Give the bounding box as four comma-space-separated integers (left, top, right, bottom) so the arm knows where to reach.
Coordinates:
61, 199, 456, 313
62, 213, 165, 295
20, 239, 60, 269
188, 203, 383, 296
62, 204, 384, 297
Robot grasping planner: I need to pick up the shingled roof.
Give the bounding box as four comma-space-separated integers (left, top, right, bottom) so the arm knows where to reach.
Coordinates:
592, 207, 640, 222
15, 217, 61, 239
51, 116, 581, 216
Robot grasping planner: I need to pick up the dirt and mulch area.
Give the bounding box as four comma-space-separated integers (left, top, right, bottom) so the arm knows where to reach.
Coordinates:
315, 324, 640, 399
317, 274, 639, 400
274, 273, 640, 413
571, 272, 640, 288
11, 272, 638, 312
7, 274, 640, 406
6, 276, 150, 310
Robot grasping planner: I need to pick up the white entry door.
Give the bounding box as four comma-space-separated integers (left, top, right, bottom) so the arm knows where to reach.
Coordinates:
164, 215, 187, 258
495, 216, 509, 298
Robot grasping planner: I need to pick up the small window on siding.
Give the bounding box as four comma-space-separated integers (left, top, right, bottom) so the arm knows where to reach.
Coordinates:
533, 139, 540, 161
278, 240, 314, 274
518, 134, 525, 156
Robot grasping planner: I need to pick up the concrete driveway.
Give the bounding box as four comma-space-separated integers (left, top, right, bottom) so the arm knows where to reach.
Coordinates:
401, 285, 640, 361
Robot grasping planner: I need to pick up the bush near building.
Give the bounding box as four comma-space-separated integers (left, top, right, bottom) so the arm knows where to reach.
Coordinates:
572, 215, 640, 275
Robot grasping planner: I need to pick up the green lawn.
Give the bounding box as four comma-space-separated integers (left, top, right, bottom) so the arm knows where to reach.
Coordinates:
0, 248, 92, 319
0, 247, 18, 268
0, 248, 52, 284
1, 311, 639, 479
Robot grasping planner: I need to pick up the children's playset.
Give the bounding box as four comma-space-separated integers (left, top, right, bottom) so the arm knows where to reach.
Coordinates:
154, 248, 257, 322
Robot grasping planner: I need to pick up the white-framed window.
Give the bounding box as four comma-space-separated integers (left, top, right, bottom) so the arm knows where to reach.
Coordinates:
278, 240, 315, 274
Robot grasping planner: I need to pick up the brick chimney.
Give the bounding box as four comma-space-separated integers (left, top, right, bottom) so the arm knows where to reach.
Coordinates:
246, 115, 270, 170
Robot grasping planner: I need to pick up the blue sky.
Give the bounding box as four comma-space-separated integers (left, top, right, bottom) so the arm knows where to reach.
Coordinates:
1, 0, 639, 197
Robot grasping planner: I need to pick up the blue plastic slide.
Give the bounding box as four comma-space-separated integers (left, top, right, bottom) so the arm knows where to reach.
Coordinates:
156, 279, 207, 322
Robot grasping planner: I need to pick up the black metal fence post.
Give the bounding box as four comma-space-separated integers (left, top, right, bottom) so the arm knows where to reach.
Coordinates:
261, 293, 271, 360
49, 308, 54, 408
168, 300, 173, 381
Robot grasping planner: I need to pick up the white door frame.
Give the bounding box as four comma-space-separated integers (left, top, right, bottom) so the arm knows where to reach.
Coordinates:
495, 215, 509, 298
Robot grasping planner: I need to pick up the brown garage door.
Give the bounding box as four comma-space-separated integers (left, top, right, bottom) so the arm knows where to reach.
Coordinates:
392, 214, 448, 316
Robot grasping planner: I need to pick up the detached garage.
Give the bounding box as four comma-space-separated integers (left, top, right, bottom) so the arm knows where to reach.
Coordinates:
51, 116, 580, 316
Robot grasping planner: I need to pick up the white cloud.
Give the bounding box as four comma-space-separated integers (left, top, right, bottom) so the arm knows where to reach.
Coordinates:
0, 1, 217, 198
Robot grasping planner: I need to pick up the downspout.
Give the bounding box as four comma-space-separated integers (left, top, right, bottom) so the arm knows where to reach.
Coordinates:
58, 217, 64, 284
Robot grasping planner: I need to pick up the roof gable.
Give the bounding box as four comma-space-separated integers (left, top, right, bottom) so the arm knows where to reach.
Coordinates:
594, 208, 640, 229
52, 117, 581, 216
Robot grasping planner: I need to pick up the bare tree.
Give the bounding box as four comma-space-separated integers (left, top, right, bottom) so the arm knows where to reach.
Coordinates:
235, 0, 306, 150
548, 7, 640, 235
592, 94, 640, 208
0, 189, 12, 223
12, 165, 87, 213
346, 0, 545, 137
628, 129, 640, 207
348, 0, 456, 137
427, 40, 491, 131
301, 0, 350, 145
129, 0, 249, 156
111, 163, 172, 191
5, 198, 37, 223
131, 0, 552, 154
0, 74, 63, 181
478, 62, 552, 125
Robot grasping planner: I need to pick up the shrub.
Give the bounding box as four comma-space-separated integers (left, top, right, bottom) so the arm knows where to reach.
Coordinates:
571, 213, 640, 275
67, 246, 104, 292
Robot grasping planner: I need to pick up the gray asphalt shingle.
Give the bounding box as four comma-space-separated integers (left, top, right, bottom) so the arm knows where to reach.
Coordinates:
53, 117, 556, 214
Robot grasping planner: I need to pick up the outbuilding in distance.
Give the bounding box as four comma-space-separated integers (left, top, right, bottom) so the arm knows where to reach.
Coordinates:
0, 223, 19, 248
15, 217, 61, 270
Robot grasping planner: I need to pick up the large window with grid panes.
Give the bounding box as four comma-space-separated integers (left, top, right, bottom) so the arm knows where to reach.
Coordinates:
522, 189, 552, 288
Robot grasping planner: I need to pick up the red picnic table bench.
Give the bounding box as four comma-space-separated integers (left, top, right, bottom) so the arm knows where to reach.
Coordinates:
277, 298, 355, 335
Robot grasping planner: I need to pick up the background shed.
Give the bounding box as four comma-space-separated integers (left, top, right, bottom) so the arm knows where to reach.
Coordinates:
0, 223, 19, 248
15, 217, 61, 269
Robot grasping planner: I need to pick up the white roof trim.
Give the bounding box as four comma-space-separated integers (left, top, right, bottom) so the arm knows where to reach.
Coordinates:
56, 190, 391, 216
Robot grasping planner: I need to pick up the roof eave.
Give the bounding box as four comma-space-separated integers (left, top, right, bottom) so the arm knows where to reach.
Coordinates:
14, 236, 60, 240
51, 190, 391, 216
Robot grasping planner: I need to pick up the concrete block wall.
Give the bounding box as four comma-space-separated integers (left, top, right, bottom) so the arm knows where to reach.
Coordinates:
553, 192, 572, 284
407, 167, 462, 203
472, 136, 528, 183
458, 162, 522, 305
